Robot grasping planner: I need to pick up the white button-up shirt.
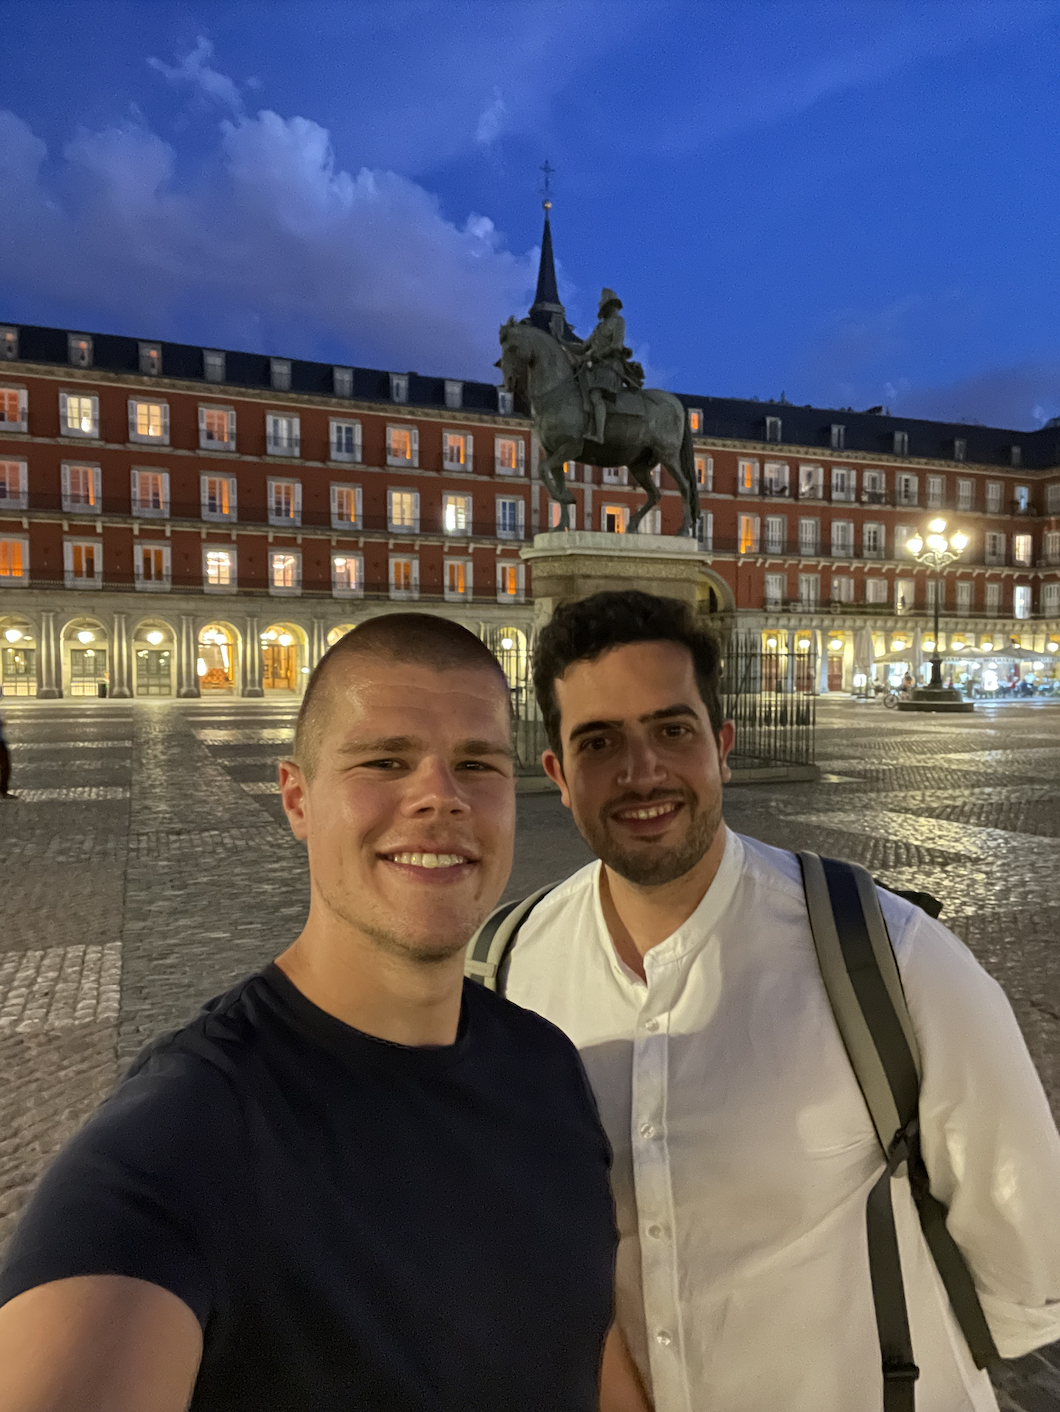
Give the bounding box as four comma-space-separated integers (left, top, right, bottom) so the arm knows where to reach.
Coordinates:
503, 829, 1060, 1412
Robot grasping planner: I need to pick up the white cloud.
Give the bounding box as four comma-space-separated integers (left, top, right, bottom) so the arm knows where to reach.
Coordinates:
147, 36, 244, 114
475, 89, 507, 150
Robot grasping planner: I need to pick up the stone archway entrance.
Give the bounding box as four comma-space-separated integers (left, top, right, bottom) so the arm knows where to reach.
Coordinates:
0, 615, 37, 696
198, 623, 239, 692
261, 622, 308, 693
62, 618, 109, 696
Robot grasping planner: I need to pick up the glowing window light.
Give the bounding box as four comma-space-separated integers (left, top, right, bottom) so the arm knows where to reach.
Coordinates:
278, 633, 293, 647
146, 630, 164, 646
4, 628, 22, 642
77, 630, 94, 644
197, 658, 207, 677
500, 637, 514, 650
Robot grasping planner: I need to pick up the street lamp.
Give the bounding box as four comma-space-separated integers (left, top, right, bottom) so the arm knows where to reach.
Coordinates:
905, 517, 969, 689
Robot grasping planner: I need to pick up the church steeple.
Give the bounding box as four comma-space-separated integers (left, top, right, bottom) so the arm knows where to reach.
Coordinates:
527, 164, 577, 340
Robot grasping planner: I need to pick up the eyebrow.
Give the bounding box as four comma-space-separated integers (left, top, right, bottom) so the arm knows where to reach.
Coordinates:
336, 736, 515, 760
567, 703, 700, 743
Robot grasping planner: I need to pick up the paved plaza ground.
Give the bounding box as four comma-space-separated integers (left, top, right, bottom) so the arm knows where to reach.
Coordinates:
1, 692, 1058, 1408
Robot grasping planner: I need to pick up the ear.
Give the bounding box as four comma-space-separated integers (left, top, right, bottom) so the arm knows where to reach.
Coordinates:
278, 759, 310, 841
716, 720, 736, 786
542, 749, 572, 809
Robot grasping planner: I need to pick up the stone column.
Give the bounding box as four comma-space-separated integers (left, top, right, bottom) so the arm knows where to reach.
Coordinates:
242, 616, 264, 697
37, 610, 62, 698
176, 614, 200, 698
109, 612, 132, 698
310, 618, 327, 670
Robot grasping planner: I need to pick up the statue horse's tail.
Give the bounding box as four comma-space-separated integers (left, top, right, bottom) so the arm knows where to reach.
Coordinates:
680, 415, 700, 527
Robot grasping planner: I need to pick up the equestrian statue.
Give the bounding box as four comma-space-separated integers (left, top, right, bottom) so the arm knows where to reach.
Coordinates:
497, 287, 699, 534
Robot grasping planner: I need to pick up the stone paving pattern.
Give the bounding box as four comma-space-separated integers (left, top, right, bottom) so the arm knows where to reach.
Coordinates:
0, 694, 1058, 1408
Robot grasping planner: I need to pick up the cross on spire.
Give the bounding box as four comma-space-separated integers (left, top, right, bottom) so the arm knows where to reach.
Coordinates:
539, 158, 555, 211
527, 159, 576, 341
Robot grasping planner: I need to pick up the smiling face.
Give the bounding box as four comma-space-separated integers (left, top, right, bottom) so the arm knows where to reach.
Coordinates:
543, 640, 734, 887
280, 656, 516, 966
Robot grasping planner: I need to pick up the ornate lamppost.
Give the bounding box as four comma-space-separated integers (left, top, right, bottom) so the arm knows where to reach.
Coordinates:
899, 517, 974, 712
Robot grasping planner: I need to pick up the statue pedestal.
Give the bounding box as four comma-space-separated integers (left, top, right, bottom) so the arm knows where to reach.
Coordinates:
521, 531, 704, 626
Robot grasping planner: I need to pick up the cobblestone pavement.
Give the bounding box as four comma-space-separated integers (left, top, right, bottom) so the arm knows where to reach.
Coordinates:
0, 693, 1058, 1407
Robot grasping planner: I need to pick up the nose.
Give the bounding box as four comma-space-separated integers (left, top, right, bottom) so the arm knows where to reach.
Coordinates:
400, 755, 471, 817
615, 732, 667, 790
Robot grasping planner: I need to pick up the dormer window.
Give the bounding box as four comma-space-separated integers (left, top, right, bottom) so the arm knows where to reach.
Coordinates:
68, 333, 92, 368
1011, 445, 1022, 468
139, 343, 162, 376
333, 366, 353, 398
893, 430, 909, 456
830, 424, 845, 450
497, 388, 514, 416
765, 416, 781, 443
688, 408, 703, 433
390, 373, 409, 404
444, 380, 463, 410
0, 327, 17, 361
270, 358, 291, 392
954, 438, 966, 462
203, 350, 226, 383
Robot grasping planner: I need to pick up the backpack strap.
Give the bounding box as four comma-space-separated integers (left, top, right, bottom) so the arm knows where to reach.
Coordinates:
798, 851, 999, 1412
465, 884, 557, 994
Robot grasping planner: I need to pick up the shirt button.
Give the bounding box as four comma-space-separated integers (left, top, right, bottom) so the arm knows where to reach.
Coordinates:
644, 1018, 659, 1032
639, 1122, 656, 1139
647, 1223, 664, 1239
655, 1329, 673, 1347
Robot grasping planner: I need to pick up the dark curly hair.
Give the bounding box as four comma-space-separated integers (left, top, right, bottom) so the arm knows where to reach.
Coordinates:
533, 590, 724, 755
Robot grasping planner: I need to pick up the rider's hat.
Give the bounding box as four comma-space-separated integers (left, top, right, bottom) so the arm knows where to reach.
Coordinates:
598, 288, 622, 316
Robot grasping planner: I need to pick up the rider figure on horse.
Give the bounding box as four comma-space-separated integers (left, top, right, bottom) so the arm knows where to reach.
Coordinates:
572, 289, 644, 446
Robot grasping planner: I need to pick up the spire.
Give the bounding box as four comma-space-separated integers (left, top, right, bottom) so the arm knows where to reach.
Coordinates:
527, 161, 577, 340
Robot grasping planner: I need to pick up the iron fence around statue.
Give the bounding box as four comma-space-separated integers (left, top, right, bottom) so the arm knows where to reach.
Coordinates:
719, 637, 817, 770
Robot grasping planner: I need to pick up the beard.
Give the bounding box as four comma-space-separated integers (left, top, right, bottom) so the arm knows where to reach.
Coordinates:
577, 784, 723, 887
316, 879, 484, 968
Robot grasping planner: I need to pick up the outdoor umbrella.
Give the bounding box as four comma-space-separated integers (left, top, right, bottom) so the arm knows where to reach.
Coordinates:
853, 626, 874, 676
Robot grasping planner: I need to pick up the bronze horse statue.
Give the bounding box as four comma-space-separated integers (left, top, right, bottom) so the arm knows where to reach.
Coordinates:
497, 318, 699, 534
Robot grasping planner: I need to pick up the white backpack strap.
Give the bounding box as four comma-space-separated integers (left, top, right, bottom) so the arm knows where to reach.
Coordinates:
464, 884, 557, 994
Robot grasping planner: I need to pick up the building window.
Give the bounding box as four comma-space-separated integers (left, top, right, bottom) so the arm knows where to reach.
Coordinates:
764, 515, 786, 554
266, 413, 301, 456
697, 511, 713, 550
1047, 482, 1060, 513
549, 500, 576, 530
688, 408, 702, 433
1013, 533, 1032, 567
131, 469, 170, 518
0, 460, 27, 509
831, 467, 855, 502
204, 547, 236, 589
863, 523, 884, 558
832, 575, 854, 603
1041, 582, 1060, 616
444, 380, 463, 410
497, 562, 524, 602
0, 537, 28, 583
64, 539, 102, 588
444, 558, 473, 600
497, 388, 515, 416
957, 478, 974, 511
798, 463, 823, 499
199, 405, 236, 450
601, 504, 628, 534
638, 508, 662, 535
954, 438, 966, 462
956, 580, 973, 613
764, 573, 785, 608
985, 532, 1006, 565
333, 366, 353, 398
388, 488, 420, 533
985, 581, 1002, 614
270, 358, 291, 391
332, 552, 364, 598
201, 474, 237, 521
798, 573, 819, 607
694, 455, 712, 490
128, 400, 170, 444
61, 462, 101, 511
866, 578, 889, 605
926, 580, 945, 611
138, 342, 162, 376
496, 497, 525, 539
926, 474, 945, 509
203, 350, 226, 383
830, 424, 845, 450
269, 550, 302, 595
738, 513, 760, 554
0, 386, 27, 431
603, 465, 627, 485
763, 461, 789, 496
1044, 530, 1060, 565
386, 425, 418, 467
0, 327, 18, 360
896, 578, 916, 612
986, 481, 1002, 514
860, 469, 885, 504
765, 416, 782, 443
330, 419, 362, 462
798, 517, 819, 555
1015, 485, 1030, 513
894, 525, 915, 556
895, 473, 918, 506
330, 484, 362, 530
893, 430, 909, 456
134, 542, 171, 590
443, 493, 472, 534
830, 520, 854, 557
1011, 445, 1022, 468
390, 373, 409, 404
268, 478, 302, 527
1014, 584, 1031, 619
67, 333, 92, 368
737, 458, 759, 495
443, 431, 473, 470
495, 437, 525, 475
389, 555, 418, 599
59, 391, 99, 438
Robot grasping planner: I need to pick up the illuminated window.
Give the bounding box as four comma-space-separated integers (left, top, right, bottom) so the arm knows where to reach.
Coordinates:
1014, 585, 1031, 618
1013, 534, 1032, 567
330, 484, 362, 529
138, 343, 161, 375
61, 463, 100, 510
67, 333, 92, 367
1015, 485, 1030, 512
738, 514, 760, 554
798, 463, 823, 498
894, 579, 914, 611
549, 500, 576, 529
0, 461, 27, 508
388, 489, 419, 532
131, 469, 169, 517
268, 479, 301, 526
389, 556, 418, 599
495, 437, 524, 475
199, 406, 235, 449
0, 387, 26, 429
332, 553, 363, 597
64, 539, 102, 587
443, 493, 472, 534
763, 461, 788, 495
269, 551, 301, 594
204, 548, 235, 589
129, 400, 169, 443
497, 562, 523, 601
601, 504, 627, 534
737, 459, 759, 495
266, 413, 300, 456
0, 538, 27, 581
443, 432, 472, 469
135, 543, 170, 589
1, 327, 18, 360
330, 419, 361, 461
386, 425, 418, 466
60, 392, 98, 437
688, 408, 702, 433
445, 559, 472, 600
201, 475, 237, 521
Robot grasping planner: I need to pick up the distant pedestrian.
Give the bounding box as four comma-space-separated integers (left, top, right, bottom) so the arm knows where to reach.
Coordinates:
0, 702, 13, 799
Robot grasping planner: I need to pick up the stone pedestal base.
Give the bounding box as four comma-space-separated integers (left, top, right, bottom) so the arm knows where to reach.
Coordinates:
521, 531, 705, 626
897, 686, 975, 713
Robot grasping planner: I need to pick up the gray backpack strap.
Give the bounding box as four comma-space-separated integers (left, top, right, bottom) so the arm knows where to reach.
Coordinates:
798, 852, 999, 1412
464, 884, 556, 994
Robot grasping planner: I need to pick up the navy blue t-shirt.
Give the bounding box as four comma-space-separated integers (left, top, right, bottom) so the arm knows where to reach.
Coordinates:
0, 965, 618, 1411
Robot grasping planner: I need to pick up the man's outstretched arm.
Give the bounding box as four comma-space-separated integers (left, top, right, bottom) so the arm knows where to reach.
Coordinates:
600, 1321, 653, 1412
0, 1274, 202, 1412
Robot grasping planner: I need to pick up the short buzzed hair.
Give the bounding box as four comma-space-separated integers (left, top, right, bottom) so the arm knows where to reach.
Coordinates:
292, 614, 510, 777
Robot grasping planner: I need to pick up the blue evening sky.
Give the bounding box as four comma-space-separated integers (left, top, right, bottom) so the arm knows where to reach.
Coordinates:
2, 0, 1059, 428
